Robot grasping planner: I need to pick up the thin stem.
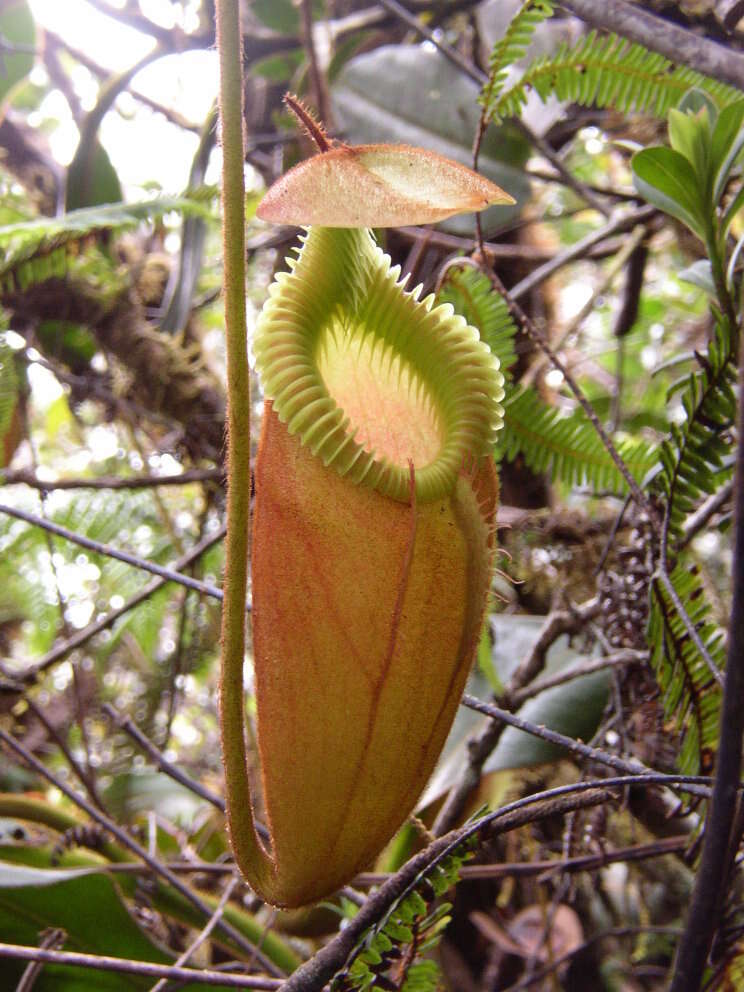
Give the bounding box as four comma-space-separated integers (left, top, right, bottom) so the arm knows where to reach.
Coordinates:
509, 206, 657, 302
1, 467, 224, 491
508, 648, 646, 707
103, 703, 225, 812
0, 944, 281, 990
216, 0, 274, 896
356, 835, 689, 885
459, 693, 713, 798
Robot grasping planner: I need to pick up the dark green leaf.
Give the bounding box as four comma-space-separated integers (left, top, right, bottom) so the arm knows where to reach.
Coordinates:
66, 139, 123, 211
0, 862, 209, 990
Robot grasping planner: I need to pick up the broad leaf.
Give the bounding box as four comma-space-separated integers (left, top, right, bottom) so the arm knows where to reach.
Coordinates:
668, 108, 711, 201
0, 861, 209, 990
632, 146, 707, 239
711, 100, 744, 205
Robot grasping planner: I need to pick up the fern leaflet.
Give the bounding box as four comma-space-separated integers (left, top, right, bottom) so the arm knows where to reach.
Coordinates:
437, 267, 518, 379
657, 317, 736, 538
487, 31, 742, 124
437, 269, 655, 495
331, 840, 476, 992
480, 0, 555, 116
646, 315, 734, 776
498, 386, 656, 494
0, 190, 216, 292
648, 563, 724, 777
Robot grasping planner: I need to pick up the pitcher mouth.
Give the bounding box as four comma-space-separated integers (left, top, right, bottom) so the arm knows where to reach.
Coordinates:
253, 226, 505, 504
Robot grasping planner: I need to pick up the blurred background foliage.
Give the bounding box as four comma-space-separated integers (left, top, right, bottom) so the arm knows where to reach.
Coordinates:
0, 0, 741, 989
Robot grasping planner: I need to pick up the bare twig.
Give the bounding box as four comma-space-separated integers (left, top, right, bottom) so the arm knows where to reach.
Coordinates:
513, 117, 611, 217
298, 0, 332, 130
681, 479, 734, 547
401, 225, 628, 262
1, 467, 224, 492
14, 928, 66, 992
508, 648, 646, 708
559, 0, 744, 92
0, 943, 281, 989
509, 206, 657, 302
0, 502, 224, 602
23, 696, 107, 815
103, 703, 225, 813
459, 693, 713, 799
83, 0, 193, 46
356, 834, 688, 885
521, 224, 648, 387
44, 30, 202, 131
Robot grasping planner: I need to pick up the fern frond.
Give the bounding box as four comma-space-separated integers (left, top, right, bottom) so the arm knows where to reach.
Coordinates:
0, 344, 19, 447
487, 31, 742, 124
657, 316, 736, 538
645, 316, 733, 776
648, 562, 724, 776
497, 386, 656, 494
332, 840, 475, 992
0, 191, 216, 292
437, 267, 518, 378
480, 0, 555, 116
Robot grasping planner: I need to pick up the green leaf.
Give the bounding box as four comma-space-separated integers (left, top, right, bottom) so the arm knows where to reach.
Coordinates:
251, 0, 324, 35
632, 146, 706, 238
679, 259, 716, 295
711, 100, 744, 205
722, 182, 744, 235
667, 107, 711, 198
250, 50, 304, 82
102, 771, 208, 826
65, 139, 123, 211
0, 1, 35, 107
437, 267, 518, 379
331, 45, 530, 235
0, 861, 210, 990
480, 0, 555, 112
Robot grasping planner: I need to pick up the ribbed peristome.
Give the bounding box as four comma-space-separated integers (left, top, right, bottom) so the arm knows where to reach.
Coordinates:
253, 227, 505, 503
